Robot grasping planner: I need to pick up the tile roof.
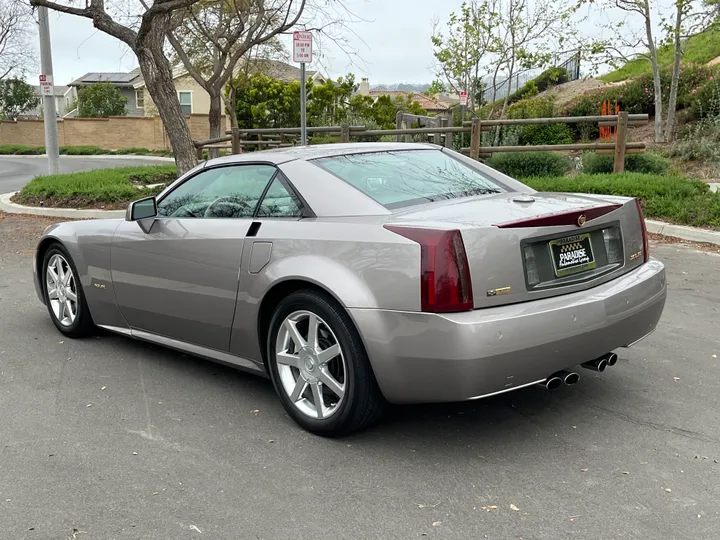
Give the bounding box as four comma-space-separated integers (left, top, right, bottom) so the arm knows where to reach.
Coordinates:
369, 90, 449, 111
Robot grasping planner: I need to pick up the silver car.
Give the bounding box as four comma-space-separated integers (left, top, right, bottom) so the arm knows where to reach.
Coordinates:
33, 143, 667, 435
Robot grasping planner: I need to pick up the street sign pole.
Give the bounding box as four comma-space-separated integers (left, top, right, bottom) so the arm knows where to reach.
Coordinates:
300, 62, 307, 146
38, 7, 60, 175
293, 31, 312, 146
459, 90, 468, 149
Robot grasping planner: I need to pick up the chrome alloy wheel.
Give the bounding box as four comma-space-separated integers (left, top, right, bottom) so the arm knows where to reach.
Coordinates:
46, 254, 78, 327
275, 310, 347, 419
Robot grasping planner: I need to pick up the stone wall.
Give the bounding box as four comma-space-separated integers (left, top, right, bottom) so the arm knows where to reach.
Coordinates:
0, 114, 227, 151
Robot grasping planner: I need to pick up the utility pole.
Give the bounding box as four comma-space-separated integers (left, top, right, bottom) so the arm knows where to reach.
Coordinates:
300, 62, 307, 146
38, 7, 60, 175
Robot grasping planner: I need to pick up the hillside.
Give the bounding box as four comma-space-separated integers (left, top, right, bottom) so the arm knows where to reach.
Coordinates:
600, 25, 720, 83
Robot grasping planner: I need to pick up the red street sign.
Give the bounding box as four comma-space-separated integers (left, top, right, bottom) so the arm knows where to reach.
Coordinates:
293, 31, 313, 63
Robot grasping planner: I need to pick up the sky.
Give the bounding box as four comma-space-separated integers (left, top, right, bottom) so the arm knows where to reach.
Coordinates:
26, 0, 652, 88
29, 0, 459, 87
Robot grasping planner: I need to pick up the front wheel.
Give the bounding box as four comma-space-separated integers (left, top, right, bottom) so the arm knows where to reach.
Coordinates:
42, 245, 94, 338
267, 290, 384, 436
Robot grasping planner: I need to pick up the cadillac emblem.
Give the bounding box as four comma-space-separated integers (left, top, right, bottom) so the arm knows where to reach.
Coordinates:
577, 214, 587, 227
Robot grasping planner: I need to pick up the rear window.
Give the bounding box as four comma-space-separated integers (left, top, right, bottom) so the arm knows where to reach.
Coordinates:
313, 150, 503, 209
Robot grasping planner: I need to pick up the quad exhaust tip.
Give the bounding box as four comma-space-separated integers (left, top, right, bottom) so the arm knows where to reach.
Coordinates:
581, 352, 619, 372
538, 370, 580, 391
538, 376, 563, 391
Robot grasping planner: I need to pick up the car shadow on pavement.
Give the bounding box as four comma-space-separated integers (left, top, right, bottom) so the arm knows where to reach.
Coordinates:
96, 328, 623, 449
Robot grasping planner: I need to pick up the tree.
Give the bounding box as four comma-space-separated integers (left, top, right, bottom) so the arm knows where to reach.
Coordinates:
596, 0, 665, 141
168, 0, 359, 157
432, 0, 584, 129
0, 77, 40, 119
431, 0, 499, 111
423, 79, 447, 98
0, 2, 33, 81
663, 0, 715, 140
29, 0, 216, 174
77, 82, 128, 118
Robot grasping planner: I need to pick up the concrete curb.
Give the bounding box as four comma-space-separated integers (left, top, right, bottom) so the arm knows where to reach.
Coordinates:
0, 154, 174, 162
0, 192, 124, 219
646, 219, 720, 246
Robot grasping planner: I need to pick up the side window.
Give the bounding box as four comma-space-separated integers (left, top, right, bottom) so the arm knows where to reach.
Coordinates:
256, 176, 304, 218
157, 164, 276, 218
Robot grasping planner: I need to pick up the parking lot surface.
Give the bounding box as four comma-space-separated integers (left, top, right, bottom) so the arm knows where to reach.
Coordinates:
1, 213, 719, 540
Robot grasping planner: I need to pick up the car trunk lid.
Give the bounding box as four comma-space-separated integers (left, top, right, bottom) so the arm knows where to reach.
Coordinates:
386, 192, 646, 309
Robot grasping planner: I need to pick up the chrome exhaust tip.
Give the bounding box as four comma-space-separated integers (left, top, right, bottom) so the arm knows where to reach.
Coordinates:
550, 370, 580, 386
538, 376, 563, 391
605, 352, 618, 367
581, 357, 608, 372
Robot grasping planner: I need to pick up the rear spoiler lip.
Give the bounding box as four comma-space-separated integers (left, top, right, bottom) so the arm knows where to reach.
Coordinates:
492, 203, 623, 229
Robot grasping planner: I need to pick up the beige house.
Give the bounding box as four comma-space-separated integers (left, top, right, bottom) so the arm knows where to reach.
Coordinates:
133, 60, 326, 117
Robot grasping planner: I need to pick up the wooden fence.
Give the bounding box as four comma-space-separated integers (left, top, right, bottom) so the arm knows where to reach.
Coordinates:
194, 112, 648, 173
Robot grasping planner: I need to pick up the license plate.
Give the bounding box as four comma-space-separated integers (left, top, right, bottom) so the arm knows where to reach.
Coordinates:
549, 233, 596, 277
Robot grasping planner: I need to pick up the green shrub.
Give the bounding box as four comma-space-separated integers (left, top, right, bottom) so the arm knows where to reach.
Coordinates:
113, 147, 153, 155
525, 173, 720, 229
581, 152, 670, 175
506, 67, 569, 105
0, 144, 45, 155
59, 146, 105, 155
484, 151, 571, 178
506, 98, 573, 145
688, 77, 720, 119
566, 63, 717, 124
309, 135, 339, 145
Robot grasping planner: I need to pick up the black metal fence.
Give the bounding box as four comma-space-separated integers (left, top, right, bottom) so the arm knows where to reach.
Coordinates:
481, 51, 582, 104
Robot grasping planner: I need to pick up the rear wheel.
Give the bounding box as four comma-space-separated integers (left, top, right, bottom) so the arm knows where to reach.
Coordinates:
267, 290, 384, 436
42, 245, 94, 338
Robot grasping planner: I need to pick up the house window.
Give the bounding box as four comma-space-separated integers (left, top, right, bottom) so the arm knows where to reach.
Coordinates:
136, 89, 145, 108
178, 91, 192, 115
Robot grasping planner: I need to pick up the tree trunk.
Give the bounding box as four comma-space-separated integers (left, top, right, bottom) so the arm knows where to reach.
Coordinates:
207, 88, 222, 160
665, 5, 683, 142
493, 59, 515, 146
644, 7, 664, 143
136, 47, 197, 174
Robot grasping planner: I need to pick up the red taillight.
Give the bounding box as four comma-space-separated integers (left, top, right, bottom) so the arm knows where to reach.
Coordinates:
634, 198, 649, 262
384, 226, 474, 313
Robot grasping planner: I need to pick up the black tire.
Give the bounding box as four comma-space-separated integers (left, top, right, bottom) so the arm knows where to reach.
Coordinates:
42, 244, 94, 338
266, 289, 385, 436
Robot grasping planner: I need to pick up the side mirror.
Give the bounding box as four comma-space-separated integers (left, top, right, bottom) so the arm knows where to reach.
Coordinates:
126, 196, 157, 233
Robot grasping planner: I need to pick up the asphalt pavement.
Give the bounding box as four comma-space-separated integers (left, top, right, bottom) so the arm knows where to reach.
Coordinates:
1, 212, 720, 540
0, 156, 172, 194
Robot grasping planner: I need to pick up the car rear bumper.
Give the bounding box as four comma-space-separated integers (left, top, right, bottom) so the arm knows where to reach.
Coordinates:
350, 259, 666, 404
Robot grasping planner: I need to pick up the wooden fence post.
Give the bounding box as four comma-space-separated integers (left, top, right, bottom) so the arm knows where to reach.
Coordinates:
196, 145, 203, 161
442, 117, 453, 148
470, 118, 482, 160
613, 111, 628, 173
395, 111, 403, 143
434, 118, 442, 147
340, 123, 350, 143
231, 127, 240, 154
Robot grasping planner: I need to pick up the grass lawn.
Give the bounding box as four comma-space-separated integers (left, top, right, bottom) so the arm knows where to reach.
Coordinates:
12, 166, 177, 210
600, 25, 720, 83
524, 173, 720, 229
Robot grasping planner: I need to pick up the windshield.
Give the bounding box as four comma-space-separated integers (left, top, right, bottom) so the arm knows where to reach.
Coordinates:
313, 149, 503, 209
